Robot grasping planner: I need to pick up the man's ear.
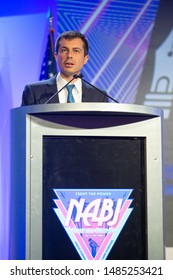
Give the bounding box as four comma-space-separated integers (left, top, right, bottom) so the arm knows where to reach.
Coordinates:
84, 55, 89, 65
54, 52, 58, 61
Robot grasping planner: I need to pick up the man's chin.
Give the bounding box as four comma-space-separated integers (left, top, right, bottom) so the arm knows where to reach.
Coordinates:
62, 71, 79, 78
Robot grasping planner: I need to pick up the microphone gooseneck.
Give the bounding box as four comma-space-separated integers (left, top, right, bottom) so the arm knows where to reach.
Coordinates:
45, 74, 79, 104
78, 74, 119, 103
45, 73, 118, 104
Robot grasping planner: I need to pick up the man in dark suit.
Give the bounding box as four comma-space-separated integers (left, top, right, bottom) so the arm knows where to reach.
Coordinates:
21, 30, 108, 106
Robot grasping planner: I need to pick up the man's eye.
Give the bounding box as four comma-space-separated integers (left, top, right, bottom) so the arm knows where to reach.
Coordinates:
61, 49, 67, 53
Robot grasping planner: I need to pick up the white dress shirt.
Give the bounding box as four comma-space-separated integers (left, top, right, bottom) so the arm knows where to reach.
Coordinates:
56, 73, 82, 103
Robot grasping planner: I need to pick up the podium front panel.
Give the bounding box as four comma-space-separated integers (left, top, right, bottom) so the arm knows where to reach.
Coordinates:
43, 136, 146, 259
10, 103, 164, 260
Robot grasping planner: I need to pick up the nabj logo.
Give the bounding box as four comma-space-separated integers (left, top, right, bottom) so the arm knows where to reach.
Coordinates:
53, 189, 133, 260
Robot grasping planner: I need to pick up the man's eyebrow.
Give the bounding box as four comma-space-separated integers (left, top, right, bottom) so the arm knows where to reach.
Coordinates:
61, 46, 82, 49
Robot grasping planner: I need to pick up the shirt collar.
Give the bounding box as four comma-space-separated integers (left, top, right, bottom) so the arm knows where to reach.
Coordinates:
56, 73, 82, 92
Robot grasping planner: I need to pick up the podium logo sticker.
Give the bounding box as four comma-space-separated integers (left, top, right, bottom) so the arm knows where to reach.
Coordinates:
53, 189, 133, 260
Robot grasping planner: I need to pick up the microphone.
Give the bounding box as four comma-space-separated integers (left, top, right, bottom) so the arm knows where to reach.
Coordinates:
74, 74, 119, 103
73, 74, 83, 79
45, 75, 78, 104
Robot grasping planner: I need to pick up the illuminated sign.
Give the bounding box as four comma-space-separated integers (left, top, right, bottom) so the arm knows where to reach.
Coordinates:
53, 189, 133, 260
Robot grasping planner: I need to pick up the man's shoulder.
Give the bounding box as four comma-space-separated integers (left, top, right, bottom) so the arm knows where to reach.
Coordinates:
26, 75, 57, 88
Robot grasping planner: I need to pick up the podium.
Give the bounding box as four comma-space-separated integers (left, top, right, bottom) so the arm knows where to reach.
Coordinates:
10, 103, 165, 260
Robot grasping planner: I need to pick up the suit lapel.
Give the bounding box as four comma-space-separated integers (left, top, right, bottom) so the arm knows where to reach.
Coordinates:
44, 76, 59, 103
82, 81, 92, 102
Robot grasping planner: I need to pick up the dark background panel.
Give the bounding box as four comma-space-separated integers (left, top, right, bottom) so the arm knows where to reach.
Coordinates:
43, 136, 146, 259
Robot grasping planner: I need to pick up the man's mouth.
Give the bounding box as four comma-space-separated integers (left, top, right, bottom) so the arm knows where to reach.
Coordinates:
65, 62, 74, 66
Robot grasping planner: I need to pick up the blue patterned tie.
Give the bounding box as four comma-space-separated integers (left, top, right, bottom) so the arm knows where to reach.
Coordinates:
66, 84, 75, 103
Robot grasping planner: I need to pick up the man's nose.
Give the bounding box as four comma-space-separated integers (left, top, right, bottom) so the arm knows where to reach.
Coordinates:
67, 50, 73, 58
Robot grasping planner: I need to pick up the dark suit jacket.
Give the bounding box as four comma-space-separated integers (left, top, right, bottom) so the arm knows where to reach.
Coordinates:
21, 75, 108, 106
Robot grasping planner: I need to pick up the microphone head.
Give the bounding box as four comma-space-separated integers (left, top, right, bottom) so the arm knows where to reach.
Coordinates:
73, 74, 83, 79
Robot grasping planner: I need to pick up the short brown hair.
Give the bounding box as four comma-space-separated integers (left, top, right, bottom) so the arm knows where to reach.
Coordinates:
55, 30, 89, 56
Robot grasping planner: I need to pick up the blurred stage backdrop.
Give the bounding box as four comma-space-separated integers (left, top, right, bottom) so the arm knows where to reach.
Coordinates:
0, 0, 172, 259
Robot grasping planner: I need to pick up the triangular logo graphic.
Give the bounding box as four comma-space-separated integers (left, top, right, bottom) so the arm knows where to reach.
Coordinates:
53, 189, 133, 260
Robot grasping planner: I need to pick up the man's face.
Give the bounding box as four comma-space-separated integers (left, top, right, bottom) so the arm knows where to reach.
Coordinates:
54, 38, 89, 79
